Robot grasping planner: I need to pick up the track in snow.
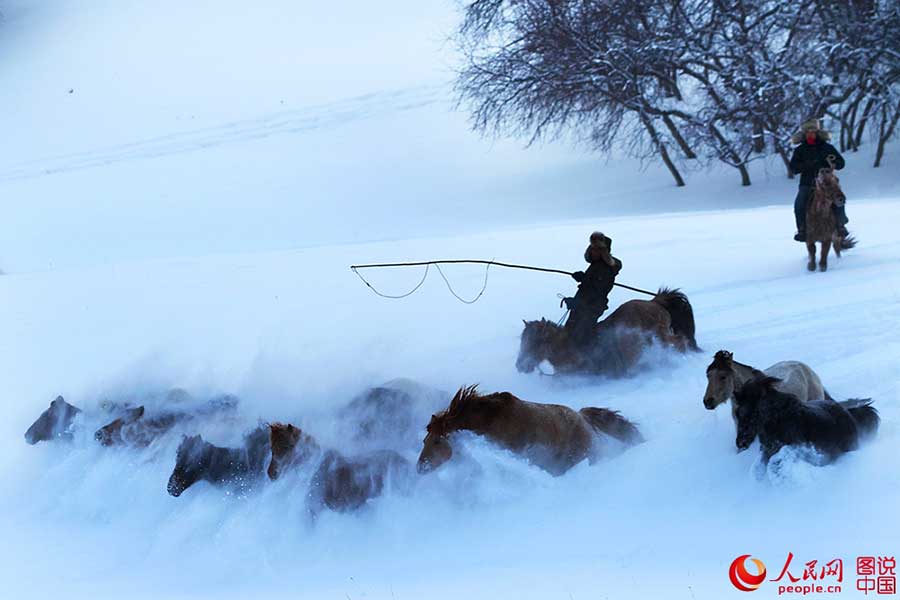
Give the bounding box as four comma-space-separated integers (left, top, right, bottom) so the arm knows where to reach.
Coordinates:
0, 85, 444, 183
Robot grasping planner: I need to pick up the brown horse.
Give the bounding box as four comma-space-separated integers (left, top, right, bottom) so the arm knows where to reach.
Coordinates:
517, 288, 699, 376
417, 385, 643, 476
806, 165, 855, 272
267, 422, 412, 514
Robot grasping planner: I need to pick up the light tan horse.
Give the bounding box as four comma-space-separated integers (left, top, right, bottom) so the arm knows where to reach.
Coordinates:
703, 350, 830, 426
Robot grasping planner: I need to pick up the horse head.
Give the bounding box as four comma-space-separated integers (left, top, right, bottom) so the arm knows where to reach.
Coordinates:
815, 167, 843, 204
24, 396, 81, 444
94, 405, 145, 446
167, 434, 211, 496
516, 318, 560, 373
703, 350, 735, 410
417, 412, 453, 474
267, 422, 317, 480
732, 376, 780, 451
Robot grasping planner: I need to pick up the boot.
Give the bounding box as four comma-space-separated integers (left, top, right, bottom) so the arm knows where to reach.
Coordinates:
794, 231, 807, 242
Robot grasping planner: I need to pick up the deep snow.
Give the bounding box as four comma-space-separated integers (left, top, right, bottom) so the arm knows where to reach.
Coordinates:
1, 2, 899, 599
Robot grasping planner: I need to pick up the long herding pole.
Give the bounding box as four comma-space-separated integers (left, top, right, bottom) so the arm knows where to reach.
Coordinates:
349, 259, 656, 296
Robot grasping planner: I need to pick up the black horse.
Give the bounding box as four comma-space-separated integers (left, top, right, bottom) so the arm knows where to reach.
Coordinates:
734, 375, 879, 465
167, 425, 270, 497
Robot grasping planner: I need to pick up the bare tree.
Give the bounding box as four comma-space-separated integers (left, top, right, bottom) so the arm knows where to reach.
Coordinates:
455, 0, 900, 188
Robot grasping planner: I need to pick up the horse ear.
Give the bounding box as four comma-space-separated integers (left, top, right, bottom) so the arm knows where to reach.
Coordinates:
523, 319, 528, 326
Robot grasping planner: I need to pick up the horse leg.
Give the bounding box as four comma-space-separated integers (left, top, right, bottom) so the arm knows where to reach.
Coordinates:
819, 238, 832, 272
806, 241, 816, 272
833, 231, 842, 258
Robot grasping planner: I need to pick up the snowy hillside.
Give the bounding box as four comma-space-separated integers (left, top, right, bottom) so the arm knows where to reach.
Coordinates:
1, 2, 899, 600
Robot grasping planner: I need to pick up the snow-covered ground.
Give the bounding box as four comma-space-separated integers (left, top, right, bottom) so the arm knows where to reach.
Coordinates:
1, 2, 899, 599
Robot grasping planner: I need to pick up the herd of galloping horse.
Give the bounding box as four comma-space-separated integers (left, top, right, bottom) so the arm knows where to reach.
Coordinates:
23, 282, 879, 515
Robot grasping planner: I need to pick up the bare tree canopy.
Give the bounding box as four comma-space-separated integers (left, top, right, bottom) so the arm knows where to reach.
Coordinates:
456, 0, 900, 186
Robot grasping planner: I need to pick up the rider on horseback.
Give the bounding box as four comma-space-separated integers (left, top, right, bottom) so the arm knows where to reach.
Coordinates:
562, 231, 622, 348
789, 119, 848, 242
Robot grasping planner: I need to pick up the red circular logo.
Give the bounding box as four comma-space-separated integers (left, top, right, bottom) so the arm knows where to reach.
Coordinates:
729, 555, 767, 592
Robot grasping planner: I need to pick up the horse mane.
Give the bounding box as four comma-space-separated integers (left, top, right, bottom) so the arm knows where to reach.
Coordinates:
707, 350, 734, 372
739, 374, 784, 402
427, 385, 479, 436
524, 317, 562, 332
269, 422, 308, 456
428, 385, 513, 437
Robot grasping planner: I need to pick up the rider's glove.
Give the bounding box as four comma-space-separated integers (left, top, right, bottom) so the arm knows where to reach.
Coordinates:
572, 271, 585, 282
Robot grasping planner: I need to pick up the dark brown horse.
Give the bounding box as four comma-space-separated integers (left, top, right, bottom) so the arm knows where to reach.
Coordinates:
267, 422, 412, 514
806, 165, 855, 272
417, 385, 643, 476
517, 288, 699, 376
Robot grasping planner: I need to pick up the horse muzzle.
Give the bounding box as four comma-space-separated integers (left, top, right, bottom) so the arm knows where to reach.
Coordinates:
167, 474, 187, 497
515, 356, 538, 374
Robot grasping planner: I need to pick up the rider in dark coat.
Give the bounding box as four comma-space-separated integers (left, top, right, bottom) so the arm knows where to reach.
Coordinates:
563, 232, 621, 348
789, 119, 848, 241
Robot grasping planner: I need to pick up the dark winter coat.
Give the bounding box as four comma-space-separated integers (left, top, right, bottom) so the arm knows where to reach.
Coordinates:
564, 257, 622, 346
572, 258, 621, 316
789, 139, 845, 187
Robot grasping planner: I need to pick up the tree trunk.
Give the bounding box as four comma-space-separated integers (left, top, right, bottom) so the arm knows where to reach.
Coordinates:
874, 101, 900, 168
854, 97, 876, 148
753, 120, 765, 153
709, 124, 752, 186
662, 115, 697, 159
846, 98, 860, 151
642, 114, 685, 186
737, 163, 751, 186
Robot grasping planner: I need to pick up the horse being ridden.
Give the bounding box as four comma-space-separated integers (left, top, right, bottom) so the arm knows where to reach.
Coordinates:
805, 164, 855, 272
789, 119, 848, 242
518, 288, 699, 376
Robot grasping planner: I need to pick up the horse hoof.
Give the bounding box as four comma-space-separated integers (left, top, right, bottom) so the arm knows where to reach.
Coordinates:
819, 264, 827, 272
807, 262, 816, 272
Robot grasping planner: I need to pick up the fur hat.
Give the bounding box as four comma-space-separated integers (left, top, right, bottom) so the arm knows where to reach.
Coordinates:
584, 231, 614, 264
791, 118, 831, 144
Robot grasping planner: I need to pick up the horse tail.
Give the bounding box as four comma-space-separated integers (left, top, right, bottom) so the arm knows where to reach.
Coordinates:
840, 234, 857, 250
579, 407, 644, 445
843, 398, 879, 439
653, 288, 700, 351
